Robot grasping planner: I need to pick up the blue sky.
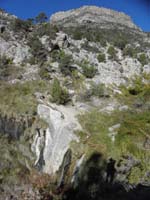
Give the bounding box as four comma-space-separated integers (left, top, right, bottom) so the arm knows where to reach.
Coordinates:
0, 0, 150, 31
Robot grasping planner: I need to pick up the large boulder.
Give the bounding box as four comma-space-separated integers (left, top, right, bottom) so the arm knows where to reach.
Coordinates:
0, 37, 31, 64
32, 104, 80, 174
52, 31, 69, 49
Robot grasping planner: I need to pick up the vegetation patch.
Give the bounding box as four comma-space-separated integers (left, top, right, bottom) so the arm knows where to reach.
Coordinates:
39, 64, 52, 80
78, 108, 150, 184
77, 77, 150, 184
123, 46, 140, 58
90, 83, 110, 98
34, 23, 59, 39
11, 18, 32, 33
97, 53, 106, 63
107, 45, 117, 60
118, 76, 150, 109
137, 53, 149, 66
27, 34, 47, 64
0, 80, 49, 115
0, 134, 31, 186
0, 56, 24, 81
80, 60, 97, 78
58, 51, 74, 76
81, 40, 99, 52
50, 78, 70, 105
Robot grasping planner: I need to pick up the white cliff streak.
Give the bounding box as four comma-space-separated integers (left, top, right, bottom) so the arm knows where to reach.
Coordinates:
32, 104, 80, 174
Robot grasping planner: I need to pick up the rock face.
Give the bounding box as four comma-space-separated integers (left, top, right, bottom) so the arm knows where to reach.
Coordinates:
52, 31, 69, 49
50, 6, 141, 31
93, 58, 142, 85
0, 10, 31, 63
32, 104, 79, 174
0, 37, 31, 63
0, 113, 33, 139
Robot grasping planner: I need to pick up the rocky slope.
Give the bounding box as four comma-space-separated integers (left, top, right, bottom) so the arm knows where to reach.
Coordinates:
0, 6, 150, 199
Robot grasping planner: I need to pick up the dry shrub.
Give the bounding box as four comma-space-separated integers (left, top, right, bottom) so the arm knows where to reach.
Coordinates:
29, 169, 52, 189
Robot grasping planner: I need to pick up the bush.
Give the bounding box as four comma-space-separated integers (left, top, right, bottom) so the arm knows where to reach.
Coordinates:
50, 50, 74, 76
59, 51, 74, 76
72, 29, 83, 40
78, 83, 108, 102
39, 66, 51, 80
50, 78, 70, 104
113, 37, 127, 50
35, 24, 59, 38
91, 83, 109, 98
138, 53, 148, 66
81, 61, 97, 78
0, 55, 12, 67
35, 12, 48, 24
0, 56, 19, 80
97, 53, 106, 63
11, 18, 32, 32
123, 46, 139, 58
28, 35, 47, 63
107, 46, 117, 60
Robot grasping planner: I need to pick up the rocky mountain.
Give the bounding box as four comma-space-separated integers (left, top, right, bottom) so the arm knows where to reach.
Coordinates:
0, 6, 150, 200
50, 6, 140, 31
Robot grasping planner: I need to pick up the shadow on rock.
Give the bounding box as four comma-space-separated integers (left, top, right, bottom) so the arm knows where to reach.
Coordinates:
62, 152, 150, 200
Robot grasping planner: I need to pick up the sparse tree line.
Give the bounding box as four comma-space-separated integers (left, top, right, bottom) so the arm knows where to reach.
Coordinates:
11, 12, 48, 32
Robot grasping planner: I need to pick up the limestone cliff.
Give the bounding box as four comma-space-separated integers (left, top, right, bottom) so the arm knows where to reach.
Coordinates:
50, 6, 141, 31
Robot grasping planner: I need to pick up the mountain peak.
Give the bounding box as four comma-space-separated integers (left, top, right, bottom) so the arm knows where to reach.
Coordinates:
50, 6, 141, 31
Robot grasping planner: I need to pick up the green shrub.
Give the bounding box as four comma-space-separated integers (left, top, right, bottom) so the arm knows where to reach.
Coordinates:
50, 78, 70, 104
107, 46, 117, 60
59, 52, 74, 76
50, 50, 60, 62
35, 24, 59, 38
11, 18, 31, 32
97, 53, 106, 63
78, 83, 108, 102
39, 66, 51, 80
50, 50, 74, 76
0, 55, 12, 67
35, 12, 48, 24
91, 83, 109, 98
28, 35, 47, 63
123, 46, 140, 58
138, 53, 148, 66
72, 29, 83, 40
0, 56, 21, 80
113, 37, 127, 50
81, 61, 97, 78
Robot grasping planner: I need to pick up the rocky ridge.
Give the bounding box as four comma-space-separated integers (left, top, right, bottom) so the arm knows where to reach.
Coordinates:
50, 6, 141, 31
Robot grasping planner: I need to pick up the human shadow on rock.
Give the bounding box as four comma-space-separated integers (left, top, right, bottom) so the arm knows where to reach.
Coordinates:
62, 152, 150, 200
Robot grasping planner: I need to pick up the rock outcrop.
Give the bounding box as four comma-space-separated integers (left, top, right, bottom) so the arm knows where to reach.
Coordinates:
32, 104, 79, 174
52, 31, 69, 49
0, 113, 33, 139
50, 6, 141, 31
0, 36, 31, 64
